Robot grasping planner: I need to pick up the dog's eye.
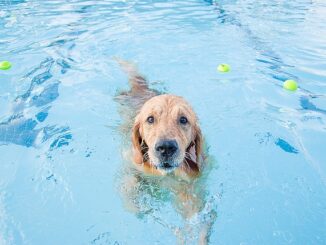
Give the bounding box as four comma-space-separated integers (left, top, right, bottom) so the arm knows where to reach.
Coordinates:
147, 116, 154, 124
179, 116, 188, 125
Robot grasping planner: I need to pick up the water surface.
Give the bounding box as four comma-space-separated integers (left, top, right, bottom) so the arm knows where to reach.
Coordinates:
0, 0, 326, 244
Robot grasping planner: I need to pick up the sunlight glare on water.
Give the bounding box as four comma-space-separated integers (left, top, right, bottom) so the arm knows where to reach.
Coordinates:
0, 0, 326, 244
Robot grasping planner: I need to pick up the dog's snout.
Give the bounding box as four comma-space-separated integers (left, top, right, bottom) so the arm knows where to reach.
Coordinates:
155, 140, 178, 157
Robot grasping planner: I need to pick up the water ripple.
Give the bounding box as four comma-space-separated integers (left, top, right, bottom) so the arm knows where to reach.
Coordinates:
0, 56, 71, 149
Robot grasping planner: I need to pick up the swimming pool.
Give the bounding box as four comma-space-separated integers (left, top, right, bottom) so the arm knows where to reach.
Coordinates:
1, 0, 326, 244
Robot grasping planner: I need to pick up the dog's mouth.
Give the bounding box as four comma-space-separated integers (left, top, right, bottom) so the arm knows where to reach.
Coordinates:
162, 163, 174, 169
157, 161, 178, 172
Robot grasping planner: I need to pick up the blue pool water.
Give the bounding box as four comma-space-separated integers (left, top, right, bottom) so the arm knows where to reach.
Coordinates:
1, 0, 326, 244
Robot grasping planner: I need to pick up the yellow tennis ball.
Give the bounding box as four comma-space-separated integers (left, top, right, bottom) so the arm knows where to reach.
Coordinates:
0, 61, 12, 70
283, 80, 298, 91
217, 64, 230, 73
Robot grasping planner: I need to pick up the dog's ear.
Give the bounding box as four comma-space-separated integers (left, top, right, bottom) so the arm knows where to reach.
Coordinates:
131, 120, 143, 165
194, 124, 203, 163
184, 124, 203, 174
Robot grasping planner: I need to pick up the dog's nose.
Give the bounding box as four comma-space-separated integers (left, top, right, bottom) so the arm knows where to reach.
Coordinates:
155, 140, 178, 157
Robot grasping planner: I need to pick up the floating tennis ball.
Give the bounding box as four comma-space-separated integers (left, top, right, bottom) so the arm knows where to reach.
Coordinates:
217, 64, 230, 73
0, 61, 12, 70
283, 79, 298, 91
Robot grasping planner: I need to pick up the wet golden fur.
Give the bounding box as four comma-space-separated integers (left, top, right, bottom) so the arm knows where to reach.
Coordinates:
115, 59, 215, 245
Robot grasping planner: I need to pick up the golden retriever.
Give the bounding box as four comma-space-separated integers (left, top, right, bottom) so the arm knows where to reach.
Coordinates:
131, 94, 203, 178
115, 59, 216, 244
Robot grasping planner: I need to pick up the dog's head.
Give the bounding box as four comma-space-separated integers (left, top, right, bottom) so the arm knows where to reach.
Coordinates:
132, 94, 202, 174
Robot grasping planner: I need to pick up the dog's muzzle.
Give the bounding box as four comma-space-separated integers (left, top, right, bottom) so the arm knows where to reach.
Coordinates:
155, 139, 179, 170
